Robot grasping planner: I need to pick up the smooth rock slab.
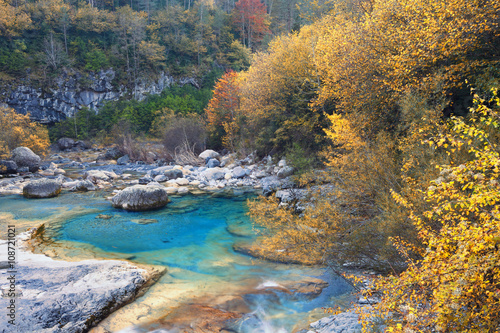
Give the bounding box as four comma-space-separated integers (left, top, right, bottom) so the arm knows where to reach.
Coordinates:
0, 241, 150, 333
23, 178, 62, 198
112, 185, 169, 211
307, 311, 363, 333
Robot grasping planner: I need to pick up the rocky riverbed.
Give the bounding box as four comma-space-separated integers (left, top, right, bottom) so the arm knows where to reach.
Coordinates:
0, 146, 297, 200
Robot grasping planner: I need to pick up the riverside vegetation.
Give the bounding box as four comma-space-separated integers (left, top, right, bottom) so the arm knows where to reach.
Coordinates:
1, 0, 500, 331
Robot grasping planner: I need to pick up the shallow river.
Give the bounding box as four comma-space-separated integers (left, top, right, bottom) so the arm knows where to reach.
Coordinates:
0, 191, 352, 332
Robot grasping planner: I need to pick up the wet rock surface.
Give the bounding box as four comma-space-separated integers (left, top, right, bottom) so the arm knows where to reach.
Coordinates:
305, 310, 363, 333
0, 236, 158, 333
112, 184, 169, 211
23, 178, 62, 198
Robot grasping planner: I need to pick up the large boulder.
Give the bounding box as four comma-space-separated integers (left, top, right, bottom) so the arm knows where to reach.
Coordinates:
112, 185, 169, 211
1, 245, 157, 333
97, 147, 124, 161
11, 147, 41, 172
117, 154, 130, 165
73, 180, 96, 192
0, 160, 17, 174
23, 179, 62, 198
206, 158, 220, 168
199, 149, 220, 161
164, 169, 183, 180
232, 166, 248, 179
277, 166, 294, 179
57, 137, 75, 151
85, 170, 118, 183
307, 311, 363, 333
201, 167, 225, 181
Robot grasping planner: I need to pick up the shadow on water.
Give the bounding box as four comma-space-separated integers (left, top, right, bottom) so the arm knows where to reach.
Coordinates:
0, 192, 354, 332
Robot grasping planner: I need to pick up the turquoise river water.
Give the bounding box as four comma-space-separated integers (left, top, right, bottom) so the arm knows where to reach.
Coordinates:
0, 191, 353, 332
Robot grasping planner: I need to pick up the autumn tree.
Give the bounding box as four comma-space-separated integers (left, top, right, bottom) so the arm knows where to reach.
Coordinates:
0, 107, 50, 159
115, 6, 148, 97
0, 0, 31, 37
232, 0, 270, 50
205, 70, 241, 150
74, 3, 116, 33
361, 89, 500, 332
238, 24, 327, 155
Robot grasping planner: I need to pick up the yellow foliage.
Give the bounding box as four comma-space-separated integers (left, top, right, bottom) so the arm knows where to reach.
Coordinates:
249, 112, 413, 269
0, 0, 32, 36
0, 107, 50, 159
365, 89, 500, 332
313, 0, 500, 133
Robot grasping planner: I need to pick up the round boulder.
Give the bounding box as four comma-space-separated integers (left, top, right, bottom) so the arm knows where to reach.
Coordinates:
112, 185, 169, 211
0, 160, 18, 174
57, 137, 75, 151
11, 147, 41, 172
199, 149, 220, 161
74, 180, 96, 192
206, 158, 220, 168
23, 179, 62, 198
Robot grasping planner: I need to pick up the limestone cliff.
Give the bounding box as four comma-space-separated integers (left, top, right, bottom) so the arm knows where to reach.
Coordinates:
0, 69, 199, 123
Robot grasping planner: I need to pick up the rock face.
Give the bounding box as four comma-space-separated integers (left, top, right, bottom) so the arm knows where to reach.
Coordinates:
0, 239, 153, 333
23, 179, 62, 198
3, 70, 200, 123
112, 185, 169, 211
11, 147, 41, 172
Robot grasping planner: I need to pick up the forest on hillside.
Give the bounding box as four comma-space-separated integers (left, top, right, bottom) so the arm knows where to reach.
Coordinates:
0, 0, 329, 83
2, 0, 500, 331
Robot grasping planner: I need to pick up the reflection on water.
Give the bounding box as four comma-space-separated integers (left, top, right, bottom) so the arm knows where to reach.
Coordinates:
0, 192, 353, 332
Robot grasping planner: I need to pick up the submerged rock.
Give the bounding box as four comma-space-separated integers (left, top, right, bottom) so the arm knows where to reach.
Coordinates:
23, 178, 62, 198
11, 147, 41, 172
112, 184, 169, 211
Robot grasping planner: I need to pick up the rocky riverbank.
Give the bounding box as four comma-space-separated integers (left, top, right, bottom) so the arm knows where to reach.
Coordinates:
0, 231, 165, 333
0, 146, 297, 202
